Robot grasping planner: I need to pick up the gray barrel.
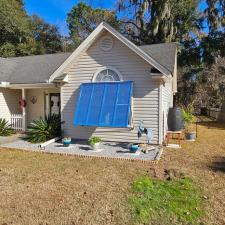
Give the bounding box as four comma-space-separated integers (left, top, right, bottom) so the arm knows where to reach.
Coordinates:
167, 107, 183, 131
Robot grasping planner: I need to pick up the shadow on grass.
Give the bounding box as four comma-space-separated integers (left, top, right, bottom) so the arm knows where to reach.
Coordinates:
197, 121, 225, 130
209, 157, 225, 173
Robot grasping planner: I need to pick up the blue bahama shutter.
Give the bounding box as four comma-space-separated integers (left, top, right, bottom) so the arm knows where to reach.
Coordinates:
73, 81, 133, 128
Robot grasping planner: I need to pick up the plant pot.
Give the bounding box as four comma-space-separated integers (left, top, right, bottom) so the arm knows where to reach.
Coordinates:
91, 142, 100, 150
129, 143, 139, 153
63, 138, 71, 147
185, 132, 196, 141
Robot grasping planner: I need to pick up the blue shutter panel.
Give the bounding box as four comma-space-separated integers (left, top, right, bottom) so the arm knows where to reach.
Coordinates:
74, 84, 93, 125
73, 81, 133, 127
99, 83, 118, 126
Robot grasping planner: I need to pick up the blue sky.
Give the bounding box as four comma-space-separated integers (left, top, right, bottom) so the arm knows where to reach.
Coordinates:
24, 0, 116, 36
24, 0, 208, 36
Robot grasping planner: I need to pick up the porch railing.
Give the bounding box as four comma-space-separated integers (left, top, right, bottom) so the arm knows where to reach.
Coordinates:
11, 114, 23, 131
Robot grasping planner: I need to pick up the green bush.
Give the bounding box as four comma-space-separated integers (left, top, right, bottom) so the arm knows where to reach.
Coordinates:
88, 136, 102, 146
182, 104, 195, 131
26, 114, 61, 143
0, 118, 14, 136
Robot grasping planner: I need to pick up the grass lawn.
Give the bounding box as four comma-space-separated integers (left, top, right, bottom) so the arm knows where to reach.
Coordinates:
129, 177, 203, 224
0, 120, 225, 225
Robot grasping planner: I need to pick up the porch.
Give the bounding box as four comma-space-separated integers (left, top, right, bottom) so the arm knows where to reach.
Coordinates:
0, 85, 60, 131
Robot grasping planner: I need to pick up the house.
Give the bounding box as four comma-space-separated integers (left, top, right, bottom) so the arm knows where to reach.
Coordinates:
0, 22, 177, 145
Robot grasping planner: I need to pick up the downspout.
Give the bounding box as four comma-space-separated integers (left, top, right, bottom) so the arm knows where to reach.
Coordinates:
158, 81, 163, 145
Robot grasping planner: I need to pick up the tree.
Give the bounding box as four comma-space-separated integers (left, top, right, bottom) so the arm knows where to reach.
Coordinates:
200, 0, 225, 64
118, 0, 201, 45
30, 15, 63, 54
0, 0, 64, 57
0, 0, 32, 56
196, 56, 225, 108
175, 38, 203, 106
204, 0, 224, 35
67, 2, 119, 47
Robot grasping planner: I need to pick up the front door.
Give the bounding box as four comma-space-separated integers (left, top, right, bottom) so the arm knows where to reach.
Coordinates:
50, 93, 60, 115
45, 93, 60, 116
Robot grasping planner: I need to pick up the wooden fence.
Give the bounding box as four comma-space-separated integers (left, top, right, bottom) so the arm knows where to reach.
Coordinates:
207, 108, 225, 122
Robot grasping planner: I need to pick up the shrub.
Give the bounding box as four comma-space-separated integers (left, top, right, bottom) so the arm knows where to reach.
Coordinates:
26, 114, 61, 143
0, 118, 14, 136
182, 104, 195, 132
88, 136, 102, 146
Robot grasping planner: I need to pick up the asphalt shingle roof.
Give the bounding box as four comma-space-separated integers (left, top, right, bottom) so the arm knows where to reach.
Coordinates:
0, 53, 71, 84
139, 42, 177, 73
0, 42, 177, 85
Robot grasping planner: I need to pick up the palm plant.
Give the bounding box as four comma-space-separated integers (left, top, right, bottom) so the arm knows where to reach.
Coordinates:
0, 118, 14, 136
26, 114, 61, 143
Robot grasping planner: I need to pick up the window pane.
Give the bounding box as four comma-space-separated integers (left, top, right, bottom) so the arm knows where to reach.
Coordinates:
95, 69, 120, 82
103, 75, 114, 81
108, 69, 120, 81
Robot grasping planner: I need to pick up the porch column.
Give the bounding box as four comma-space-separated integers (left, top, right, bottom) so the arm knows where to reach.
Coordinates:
22, 88, 27, 132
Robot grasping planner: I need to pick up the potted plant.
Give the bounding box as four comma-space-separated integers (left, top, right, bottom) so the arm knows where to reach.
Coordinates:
88, 136, 102, 150
62, 136, 72, 147
182, 105, 196, 141
129, 143, 140, 153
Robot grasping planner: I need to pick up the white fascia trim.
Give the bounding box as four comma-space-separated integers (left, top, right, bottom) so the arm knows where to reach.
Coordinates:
62, 74, 69, 83
0, 83, 56, 89
49, 22, 171, 83
151, 74, 172, 82
49, 24, 106, 83
0, 81, 11, 87
102, 22, 171, 75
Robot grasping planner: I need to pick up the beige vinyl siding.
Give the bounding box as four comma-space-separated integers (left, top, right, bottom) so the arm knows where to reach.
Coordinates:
0, 88, 21, 122
61, 31, 160, 144
26, 88, 59, 124
162, 80, 173, 139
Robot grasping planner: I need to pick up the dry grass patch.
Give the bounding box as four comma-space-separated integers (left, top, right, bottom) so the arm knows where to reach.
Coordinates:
0, 120, 225, 225
0, 149, 150, 225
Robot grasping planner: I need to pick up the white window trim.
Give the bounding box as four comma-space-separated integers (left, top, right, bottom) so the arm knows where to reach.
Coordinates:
92, 66, 123, 82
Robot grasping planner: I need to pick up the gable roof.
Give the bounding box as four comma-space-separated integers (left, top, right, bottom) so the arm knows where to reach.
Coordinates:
139, 42, 177, 74
49, 22, 174, 82
0, 53, 71, 84
0, 23, 177, 85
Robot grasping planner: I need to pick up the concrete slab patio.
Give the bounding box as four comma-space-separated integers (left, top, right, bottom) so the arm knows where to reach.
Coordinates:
0, 139, 162, 162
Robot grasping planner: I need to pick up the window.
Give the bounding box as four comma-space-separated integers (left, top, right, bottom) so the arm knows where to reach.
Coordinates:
94, 68, 122, 82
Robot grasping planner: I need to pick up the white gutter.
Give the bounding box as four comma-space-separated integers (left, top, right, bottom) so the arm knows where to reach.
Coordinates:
0, 82, 56, 89
0, 81, 11, 87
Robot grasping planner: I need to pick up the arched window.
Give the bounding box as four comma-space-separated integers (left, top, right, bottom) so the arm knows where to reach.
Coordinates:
93, 67, 122, 82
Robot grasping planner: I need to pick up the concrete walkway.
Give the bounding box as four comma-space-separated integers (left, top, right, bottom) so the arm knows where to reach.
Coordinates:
1, 139, 162, 162
0, 134, 24, 145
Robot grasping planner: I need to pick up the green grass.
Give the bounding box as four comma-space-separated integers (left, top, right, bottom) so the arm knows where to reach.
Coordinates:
128, 176, 204, 225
